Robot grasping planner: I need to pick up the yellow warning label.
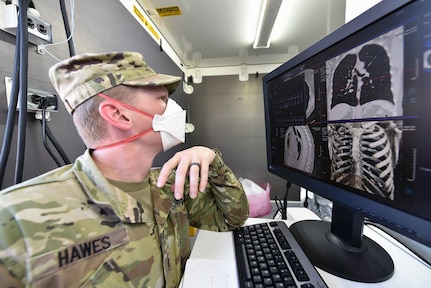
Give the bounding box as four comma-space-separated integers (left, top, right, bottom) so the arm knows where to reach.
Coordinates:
156, 6, 182, 17
133, 5, 159, 40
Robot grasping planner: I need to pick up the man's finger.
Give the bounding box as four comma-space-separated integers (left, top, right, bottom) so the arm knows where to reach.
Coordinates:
157, 156, 180, 188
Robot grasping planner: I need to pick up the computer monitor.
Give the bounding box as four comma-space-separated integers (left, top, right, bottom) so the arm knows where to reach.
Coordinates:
262, 0, 431, 283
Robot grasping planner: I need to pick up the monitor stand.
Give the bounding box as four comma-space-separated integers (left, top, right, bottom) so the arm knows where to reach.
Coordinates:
289, 204, 394, 283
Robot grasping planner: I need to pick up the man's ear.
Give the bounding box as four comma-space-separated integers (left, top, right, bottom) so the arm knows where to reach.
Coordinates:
99, 101, 132, 130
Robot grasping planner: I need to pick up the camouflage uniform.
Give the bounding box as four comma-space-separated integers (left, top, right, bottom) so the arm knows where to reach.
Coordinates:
0, 52, 249, 287
0, 148, 249, 287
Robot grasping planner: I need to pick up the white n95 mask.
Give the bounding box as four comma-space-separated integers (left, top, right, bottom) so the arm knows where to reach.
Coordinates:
152, 99, 186, 151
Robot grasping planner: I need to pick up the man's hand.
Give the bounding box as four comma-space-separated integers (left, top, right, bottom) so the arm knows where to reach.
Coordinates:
157, 146, 216, 199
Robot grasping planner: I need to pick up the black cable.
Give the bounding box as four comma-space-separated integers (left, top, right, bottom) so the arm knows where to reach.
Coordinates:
59, 0, 76, 56
272, 182, 292, 220
272, 195, 283, 219
39, 96, 71, 166
303, 189, 309, 208
45, 122, 71, 165
0, 24, 21, 187
14, 0, 31, 184
41, 108, 62, 167
282, 181, 291, 220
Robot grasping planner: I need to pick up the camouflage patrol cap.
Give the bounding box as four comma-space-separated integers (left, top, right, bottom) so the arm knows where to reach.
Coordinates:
48, 51, 182, 114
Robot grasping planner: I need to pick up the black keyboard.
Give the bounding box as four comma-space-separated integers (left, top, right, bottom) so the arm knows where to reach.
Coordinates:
233, 221, 327, 288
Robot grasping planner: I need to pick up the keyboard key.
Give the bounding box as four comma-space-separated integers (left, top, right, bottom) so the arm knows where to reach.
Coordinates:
294, 268, 310, 282
262, 269, 270, 277
251, 267, 260, 275
263, 277, 273, 286
282, 275, 295, 284
270, 266, 278, 274
253, 275, 262, 283
272, 273, 283, 282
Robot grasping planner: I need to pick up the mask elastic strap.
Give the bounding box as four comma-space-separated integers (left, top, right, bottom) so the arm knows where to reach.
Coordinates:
92, 92, 154, 151
93, 129, 153, 150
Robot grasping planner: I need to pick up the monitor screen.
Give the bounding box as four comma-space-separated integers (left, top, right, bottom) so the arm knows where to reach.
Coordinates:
262, 0, 431, 282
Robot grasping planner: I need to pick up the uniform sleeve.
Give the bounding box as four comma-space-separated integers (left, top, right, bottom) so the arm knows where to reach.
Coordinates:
185, 149, 249, 231
0, 264, 23, 287
0, 199, 25, 288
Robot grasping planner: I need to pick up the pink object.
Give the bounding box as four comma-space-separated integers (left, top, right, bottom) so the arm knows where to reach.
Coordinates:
240, 178, 271, 218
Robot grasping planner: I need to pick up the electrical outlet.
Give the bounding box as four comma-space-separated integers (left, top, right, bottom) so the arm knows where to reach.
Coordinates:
0, 1, 53, 44
26, 11, 53, 43
4, 77, 58, 113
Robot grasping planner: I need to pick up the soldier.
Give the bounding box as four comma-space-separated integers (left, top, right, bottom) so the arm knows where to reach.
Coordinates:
0, 51, 249, 287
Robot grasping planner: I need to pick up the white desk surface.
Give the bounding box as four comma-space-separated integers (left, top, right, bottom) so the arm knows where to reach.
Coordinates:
182, 207, 431, 288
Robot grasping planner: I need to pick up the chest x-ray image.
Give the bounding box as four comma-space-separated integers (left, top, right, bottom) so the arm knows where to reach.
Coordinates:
327, 121, 402, 199
326, 25, 404, 121
325, 26, 404, 199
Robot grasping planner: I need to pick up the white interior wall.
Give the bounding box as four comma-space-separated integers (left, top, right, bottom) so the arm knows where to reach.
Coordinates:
345, 0, 382, 23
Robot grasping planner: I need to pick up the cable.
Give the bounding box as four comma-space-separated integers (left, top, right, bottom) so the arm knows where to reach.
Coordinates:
282, 181, 291, 220
39, 96, 71, 166
303, 189, 309, 208
0, 25, 21, 187
272, 181, 292, 220
0, 0, 74, 186
41, 108, 62, 167
272, 195, 284, 219
14, 0, 31, 184
45, 124, 71, 165
59, 0, 76, 56
43, 0, 76, 61
42, 0, 74, 165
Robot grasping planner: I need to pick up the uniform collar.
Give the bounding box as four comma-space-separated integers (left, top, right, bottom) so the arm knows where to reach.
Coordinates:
72, 149, 173, 224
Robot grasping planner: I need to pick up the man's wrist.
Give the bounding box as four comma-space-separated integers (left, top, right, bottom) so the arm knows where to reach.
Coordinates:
209, 148, 224, 174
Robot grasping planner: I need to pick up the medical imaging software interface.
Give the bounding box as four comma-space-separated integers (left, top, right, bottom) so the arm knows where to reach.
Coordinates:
266, 4, 431, 220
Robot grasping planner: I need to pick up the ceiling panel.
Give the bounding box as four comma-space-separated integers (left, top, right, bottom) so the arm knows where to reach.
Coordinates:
129, 0, 346, 80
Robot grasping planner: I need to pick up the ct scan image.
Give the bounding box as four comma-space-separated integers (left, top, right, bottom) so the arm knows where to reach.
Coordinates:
325, 26, 405, 199
284, 125, 315, 173
283, 69, 316, 173
327, 121, 402, 199
326, 25, 404, 121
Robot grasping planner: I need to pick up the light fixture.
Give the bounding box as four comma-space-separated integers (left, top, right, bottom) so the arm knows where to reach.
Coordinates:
253, 0, 282, 49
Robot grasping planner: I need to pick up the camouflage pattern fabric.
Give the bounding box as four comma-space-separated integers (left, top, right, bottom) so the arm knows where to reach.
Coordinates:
0, 149, 249, 287
48, 51, 182, 114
